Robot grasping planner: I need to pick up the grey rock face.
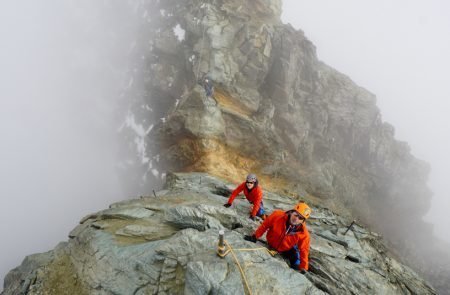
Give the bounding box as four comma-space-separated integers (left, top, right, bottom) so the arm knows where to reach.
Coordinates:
161, 87, 225, 139
120, 0, 431, 242
112, 0, 444, 291
2, 173, 436, 294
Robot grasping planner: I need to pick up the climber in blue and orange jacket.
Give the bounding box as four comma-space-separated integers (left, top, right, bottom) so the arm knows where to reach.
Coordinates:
244, 202, 312, 273
224, 174, 265, 220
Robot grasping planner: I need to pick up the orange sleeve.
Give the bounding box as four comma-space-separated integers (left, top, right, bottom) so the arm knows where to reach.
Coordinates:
250, 187, 263, 217
254, 211, 276, 238
298, 232, 310, 270
227, 182, 245, 205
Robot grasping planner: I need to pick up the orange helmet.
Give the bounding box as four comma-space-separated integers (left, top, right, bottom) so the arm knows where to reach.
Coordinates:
293, 202, 311, 219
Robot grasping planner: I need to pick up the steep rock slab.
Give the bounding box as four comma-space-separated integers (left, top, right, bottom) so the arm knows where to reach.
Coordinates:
113, 0, 445, 290
123, 0, 433, 265
2, 173, 435, 295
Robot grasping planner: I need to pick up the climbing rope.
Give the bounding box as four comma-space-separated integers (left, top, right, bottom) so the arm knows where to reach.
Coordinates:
224, 240, 254, 295
232, 247, 278, 257
220, 239, 279, 295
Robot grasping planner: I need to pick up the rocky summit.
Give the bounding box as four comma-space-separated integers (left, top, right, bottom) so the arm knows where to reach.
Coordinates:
3, 0, 449, 293
115, 0, 447, 291
2, 173, 436, 294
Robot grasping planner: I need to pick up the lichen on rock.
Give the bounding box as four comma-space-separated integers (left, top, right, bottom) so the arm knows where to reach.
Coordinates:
2, 173, 436, 294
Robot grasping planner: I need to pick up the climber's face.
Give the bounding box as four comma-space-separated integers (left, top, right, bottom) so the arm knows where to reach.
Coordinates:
290, 211, 305, 226
246, 181, 255, 189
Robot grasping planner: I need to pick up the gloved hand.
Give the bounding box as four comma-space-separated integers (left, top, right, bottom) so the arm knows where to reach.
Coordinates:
249, 215, 256, 221
223, 203, 231, 208
299, 269, 307, 274
243, 235, 257, 243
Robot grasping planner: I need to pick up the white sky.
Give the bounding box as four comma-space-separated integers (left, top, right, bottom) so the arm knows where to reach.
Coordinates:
0, 1, 137, 288
282, 0, 450, 243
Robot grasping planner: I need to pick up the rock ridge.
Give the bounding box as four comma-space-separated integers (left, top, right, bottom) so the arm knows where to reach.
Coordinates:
2, 173, 436, 294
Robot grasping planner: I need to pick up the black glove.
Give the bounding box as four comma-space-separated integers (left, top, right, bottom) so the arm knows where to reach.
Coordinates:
244, 235, 257, 243
223, 203, 231, 208
299, 269, 307, 274
249, 215, 256, 221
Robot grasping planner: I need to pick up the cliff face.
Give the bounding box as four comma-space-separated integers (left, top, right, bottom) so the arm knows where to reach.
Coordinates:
4, 0, 448, 293
2, 173, 436, 294
116, 0, 438, 279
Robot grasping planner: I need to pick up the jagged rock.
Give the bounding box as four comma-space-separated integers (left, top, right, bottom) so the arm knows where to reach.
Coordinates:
4, 0, 444, 292
165, 205, 224, 231
111, 0, 447, 291
120, 0, 433, 259
2, 173, 436, 295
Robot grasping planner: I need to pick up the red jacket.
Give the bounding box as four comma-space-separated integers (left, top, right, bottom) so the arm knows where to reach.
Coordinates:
254, 210, 310, 270
227, 182, 263, 217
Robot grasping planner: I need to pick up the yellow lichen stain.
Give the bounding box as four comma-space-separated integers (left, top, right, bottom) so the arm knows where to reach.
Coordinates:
98, 219, 178, 246
39, 254, 88, 295
214, 88, 253, 117
162, 135, 331, 210
163, 86, 328, 209
178, 138, 306, 196
182, 139, 257, 183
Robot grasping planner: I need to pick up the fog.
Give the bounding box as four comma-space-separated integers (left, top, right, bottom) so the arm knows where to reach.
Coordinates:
1, 0, 449, 290
0, 1, 143, 287
282, 0, 450, 244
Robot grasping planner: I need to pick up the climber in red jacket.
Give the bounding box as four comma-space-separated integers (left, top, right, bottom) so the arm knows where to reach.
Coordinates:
224, 174, 265, 220
244, 202, 312, 273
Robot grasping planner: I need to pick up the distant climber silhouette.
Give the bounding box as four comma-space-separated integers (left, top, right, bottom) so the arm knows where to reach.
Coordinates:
200, 76, 217, 106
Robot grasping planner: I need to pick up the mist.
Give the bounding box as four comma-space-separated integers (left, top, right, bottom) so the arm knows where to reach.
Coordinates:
0, 1, 145, 287
1, 0, 449, 290
282, 0, 450, 244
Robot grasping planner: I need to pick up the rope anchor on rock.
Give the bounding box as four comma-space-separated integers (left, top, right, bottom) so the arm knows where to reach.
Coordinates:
217, 230, 231, 258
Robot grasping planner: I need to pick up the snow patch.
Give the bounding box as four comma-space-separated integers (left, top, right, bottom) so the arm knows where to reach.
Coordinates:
118, 112, 154, 166
151, 169, 159, 177
146, 124, 154, 134
124, 113, 146, 137
141, 104, 153, 112
173, 24, 185, 42
167, 76, 174, 88
134, 136, 146, 158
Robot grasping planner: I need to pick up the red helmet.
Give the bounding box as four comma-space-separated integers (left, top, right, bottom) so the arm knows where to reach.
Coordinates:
293, 202, 311, 219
